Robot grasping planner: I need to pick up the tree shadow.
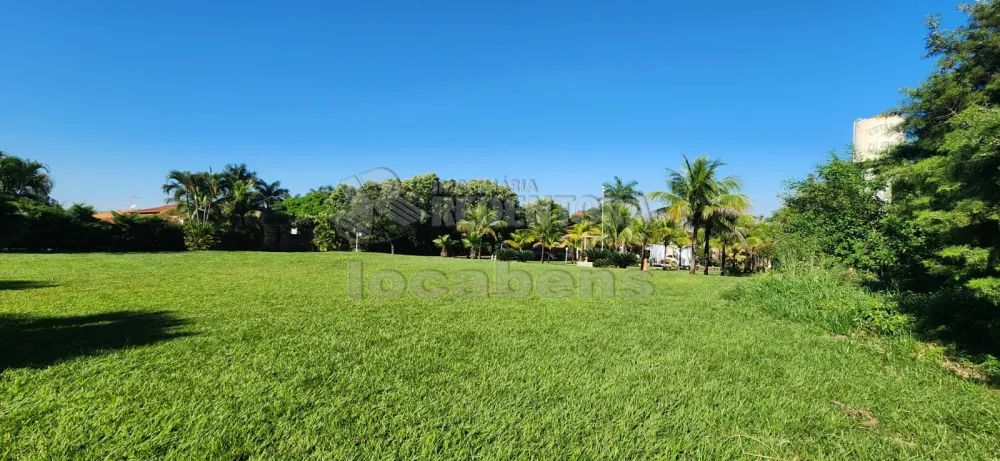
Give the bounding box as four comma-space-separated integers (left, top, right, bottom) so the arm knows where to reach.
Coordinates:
897, 289, 1000, 386
0, 280, 56, 291
0, 311, 195, 371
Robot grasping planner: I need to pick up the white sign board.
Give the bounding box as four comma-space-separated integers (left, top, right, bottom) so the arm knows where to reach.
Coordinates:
852, 116, 904, 162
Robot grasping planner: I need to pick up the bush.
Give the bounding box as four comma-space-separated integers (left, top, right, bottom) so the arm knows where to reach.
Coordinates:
591, 251, 638, 269
312, 218, 345, 252
723, 267, 910, 336
583, 248, 614, 263
4, 200, 184, 252
183, 222, 220, 251
112, 213, 184, 251
495, 248, 534, 262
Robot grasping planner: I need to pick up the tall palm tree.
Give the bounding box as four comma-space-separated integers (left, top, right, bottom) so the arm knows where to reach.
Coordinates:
602, 176, 643, 210
504, 229, 535, 250
646, 155, 749, 275
527, 207, 565, 263
255, 180, 290, 210
0, 151, 53, 202
457, 203, 506, 259
432, 234, 453, 257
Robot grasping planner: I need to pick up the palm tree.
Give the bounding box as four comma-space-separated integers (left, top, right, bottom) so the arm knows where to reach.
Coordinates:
602, 176, 643, 210
646, 155, 749, 275
432, 234, 453, 257
563, 220, 600, 261
163, 170, 202, 222
163, 170, 226, 225
700, 195, 751, 274
623, 216, 653, 270
600, 202, 633, 251
649, 214, 686, 267
461, 234, 482, 259
255, 180, 290, 210
504, 229, 535, 250
0, 151, 53, 202
220, 163, 257, 190
715, 214, 751, 276
527, 207, 565, 263
457, 203, 506, 259
221, 178, 260, 228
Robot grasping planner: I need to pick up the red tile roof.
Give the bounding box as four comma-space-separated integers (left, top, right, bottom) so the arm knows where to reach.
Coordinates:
93, 205, 179, 222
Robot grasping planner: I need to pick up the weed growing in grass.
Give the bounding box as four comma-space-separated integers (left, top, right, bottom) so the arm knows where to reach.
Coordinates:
722, 267, 910, 336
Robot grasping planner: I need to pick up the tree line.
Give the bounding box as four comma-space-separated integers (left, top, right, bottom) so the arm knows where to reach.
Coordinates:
1, 147, 774, 273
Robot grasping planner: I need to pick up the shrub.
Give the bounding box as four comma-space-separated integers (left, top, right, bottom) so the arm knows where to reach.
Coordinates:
723, 267, 910, 336
112, 213, 184, 251
4, 200, 184, 252
183, 222, 220, 251
592, 251, 638, 268
495, 248, 534, 262
583, 248, 614, 263
495, 248, 519, 261
312, 218, 344, 252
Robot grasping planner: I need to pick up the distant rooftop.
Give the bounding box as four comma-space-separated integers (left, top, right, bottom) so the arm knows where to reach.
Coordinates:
93, 205, 178, 222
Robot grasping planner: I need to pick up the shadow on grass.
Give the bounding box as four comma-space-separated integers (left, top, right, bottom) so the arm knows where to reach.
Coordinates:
0, 280, 56, 291
0, 311, 195, 371
898, 289, 1000, 367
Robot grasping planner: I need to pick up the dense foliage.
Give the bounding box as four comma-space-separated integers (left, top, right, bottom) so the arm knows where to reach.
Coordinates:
5, 199, 184, 252
775, 155, 923, 284
770, 3, 1000, 379
884, 3, 1000, 303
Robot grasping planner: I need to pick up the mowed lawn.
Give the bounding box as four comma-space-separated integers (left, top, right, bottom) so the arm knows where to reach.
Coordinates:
1, 253, 998, 459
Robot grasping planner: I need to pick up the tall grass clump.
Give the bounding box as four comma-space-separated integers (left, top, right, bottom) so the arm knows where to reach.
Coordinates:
723, 266, 911, 336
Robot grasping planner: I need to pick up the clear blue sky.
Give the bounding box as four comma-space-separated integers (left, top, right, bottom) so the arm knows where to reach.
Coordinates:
0, 0, 964, 214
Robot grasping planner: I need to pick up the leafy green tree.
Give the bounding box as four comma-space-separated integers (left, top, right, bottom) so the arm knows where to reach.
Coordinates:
277, 189, 334, 219
883, 2, 1000, 300
647, 155, 748, 274
312, 217, 343, 252
777, 155, 920, 281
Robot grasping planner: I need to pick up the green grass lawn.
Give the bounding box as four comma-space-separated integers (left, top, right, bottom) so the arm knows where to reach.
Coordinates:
1, 252, 998, 459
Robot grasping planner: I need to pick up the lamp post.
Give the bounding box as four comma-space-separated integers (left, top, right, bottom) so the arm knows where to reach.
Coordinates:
600, 185, 605, 250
